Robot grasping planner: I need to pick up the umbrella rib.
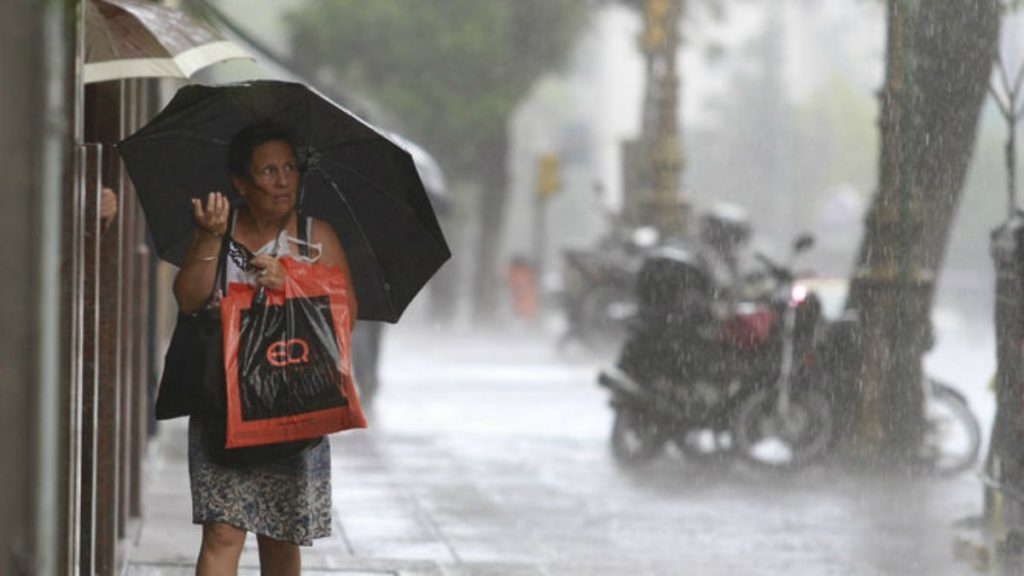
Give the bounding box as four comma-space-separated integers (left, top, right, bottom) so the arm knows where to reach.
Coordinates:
316, 155, 412, 215
96, 9, 126, 59
317, 154, 448, 249
311, 166, 398, 321
305, 90, 312, 160
320, 156, 449, 252
313, 138, 398, 154
120, 128, 231, 146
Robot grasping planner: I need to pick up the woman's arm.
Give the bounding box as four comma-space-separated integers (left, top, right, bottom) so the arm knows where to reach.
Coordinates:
173, 193, 229, 314
311, 218, 358, 323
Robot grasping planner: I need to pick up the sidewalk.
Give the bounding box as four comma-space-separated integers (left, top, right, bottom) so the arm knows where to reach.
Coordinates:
128, 326, 608, 575
126, 324, 989, 576
127, 419, 501, 576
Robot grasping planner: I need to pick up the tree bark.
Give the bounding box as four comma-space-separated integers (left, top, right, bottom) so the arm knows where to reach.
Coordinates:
472, 135, 511, 321
914, 0, 1001, 275
845, 0, 998, 464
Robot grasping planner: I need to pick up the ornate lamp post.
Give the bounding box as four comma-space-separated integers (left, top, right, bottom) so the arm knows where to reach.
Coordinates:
624, 0, 689, 237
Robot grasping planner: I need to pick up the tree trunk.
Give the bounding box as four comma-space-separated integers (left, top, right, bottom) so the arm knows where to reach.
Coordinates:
914, 0, 1001, 275
845, 0, 998, 465
472, 135, 510, 321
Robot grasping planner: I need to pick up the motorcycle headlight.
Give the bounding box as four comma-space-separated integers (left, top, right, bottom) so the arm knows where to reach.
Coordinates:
790, 284, 809, 305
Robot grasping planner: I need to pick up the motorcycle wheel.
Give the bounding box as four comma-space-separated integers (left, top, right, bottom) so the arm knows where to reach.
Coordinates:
921, 379, 981, 476
733, 388, 833, 470
610, 408, 665, 465
673, 429, 734, 464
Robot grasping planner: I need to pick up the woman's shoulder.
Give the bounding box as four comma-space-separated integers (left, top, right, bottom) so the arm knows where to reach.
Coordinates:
308, 217, 335, 237
308, 217, 343, 246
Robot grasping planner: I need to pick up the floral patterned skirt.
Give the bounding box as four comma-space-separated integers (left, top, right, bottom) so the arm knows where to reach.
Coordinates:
188, 416, 332, 546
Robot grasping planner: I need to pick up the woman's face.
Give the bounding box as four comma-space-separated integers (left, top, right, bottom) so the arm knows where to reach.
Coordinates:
235, 139, 299, 221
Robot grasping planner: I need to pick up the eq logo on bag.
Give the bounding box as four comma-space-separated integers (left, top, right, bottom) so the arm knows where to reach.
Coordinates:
266, 338, 310, 367
237, 295, 349, 421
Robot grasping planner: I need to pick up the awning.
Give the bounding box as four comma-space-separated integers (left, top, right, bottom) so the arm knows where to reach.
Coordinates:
84, 0, 252, 84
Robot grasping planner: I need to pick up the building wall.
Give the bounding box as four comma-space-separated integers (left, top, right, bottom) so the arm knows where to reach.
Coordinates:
0, 1, 71, 574
0, 2, 172, 574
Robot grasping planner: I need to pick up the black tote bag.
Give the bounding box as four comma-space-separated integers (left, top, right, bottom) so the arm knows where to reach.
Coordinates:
154, 308, 228, 420
154, 231, 231, 420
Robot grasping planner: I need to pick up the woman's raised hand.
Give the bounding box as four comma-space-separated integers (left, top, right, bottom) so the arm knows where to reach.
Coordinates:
192, 192, 229, 237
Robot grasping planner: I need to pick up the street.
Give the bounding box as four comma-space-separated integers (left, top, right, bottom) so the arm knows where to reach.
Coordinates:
126, 321, 987, 575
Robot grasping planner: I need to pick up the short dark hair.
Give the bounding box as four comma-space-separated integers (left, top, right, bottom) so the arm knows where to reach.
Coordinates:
228, 121, 297, 180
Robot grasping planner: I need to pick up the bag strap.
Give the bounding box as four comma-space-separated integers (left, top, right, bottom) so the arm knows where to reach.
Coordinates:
208, 207, 305, 303
210, 206, 235, 300
296, 210, 310, 258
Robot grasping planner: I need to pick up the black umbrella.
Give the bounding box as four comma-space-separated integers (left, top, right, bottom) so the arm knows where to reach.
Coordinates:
117, 80, 450, 322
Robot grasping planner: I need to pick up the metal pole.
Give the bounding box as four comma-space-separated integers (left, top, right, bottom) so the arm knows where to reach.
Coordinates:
0, 0, 71, 569
0, 0, 70, 574
34, 3, 71, 573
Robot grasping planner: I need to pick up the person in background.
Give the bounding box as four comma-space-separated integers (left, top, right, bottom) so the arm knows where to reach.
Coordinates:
696, 203, 752, 314
100, 186, 118, 228
506, 255, 538, 321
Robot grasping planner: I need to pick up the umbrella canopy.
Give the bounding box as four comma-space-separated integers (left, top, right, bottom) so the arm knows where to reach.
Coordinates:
387, 133, 451, 214
117, 80, 451, 323
85, 0, 251, 84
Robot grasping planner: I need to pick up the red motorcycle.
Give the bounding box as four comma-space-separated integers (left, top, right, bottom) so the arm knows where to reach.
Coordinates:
598, 235, 834, 470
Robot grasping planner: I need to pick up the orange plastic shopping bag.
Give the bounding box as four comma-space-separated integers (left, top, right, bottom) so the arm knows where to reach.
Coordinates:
220, 257, 366, 449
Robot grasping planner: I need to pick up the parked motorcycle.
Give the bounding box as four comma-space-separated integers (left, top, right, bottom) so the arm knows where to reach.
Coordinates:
921, 376, 981, 476
561, 226, 658, 351
598, 234, 834, 471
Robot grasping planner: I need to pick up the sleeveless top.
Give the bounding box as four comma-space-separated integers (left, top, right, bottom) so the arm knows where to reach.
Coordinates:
223, 213, 319, 287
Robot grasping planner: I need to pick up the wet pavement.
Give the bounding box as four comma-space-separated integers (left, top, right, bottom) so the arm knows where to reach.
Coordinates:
126, 323, 988, 575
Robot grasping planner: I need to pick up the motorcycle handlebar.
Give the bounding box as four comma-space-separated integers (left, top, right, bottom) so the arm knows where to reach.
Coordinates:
754, 252, 794, 282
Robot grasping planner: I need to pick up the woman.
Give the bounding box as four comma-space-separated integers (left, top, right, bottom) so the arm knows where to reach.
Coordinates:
173, 122, 355, 575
